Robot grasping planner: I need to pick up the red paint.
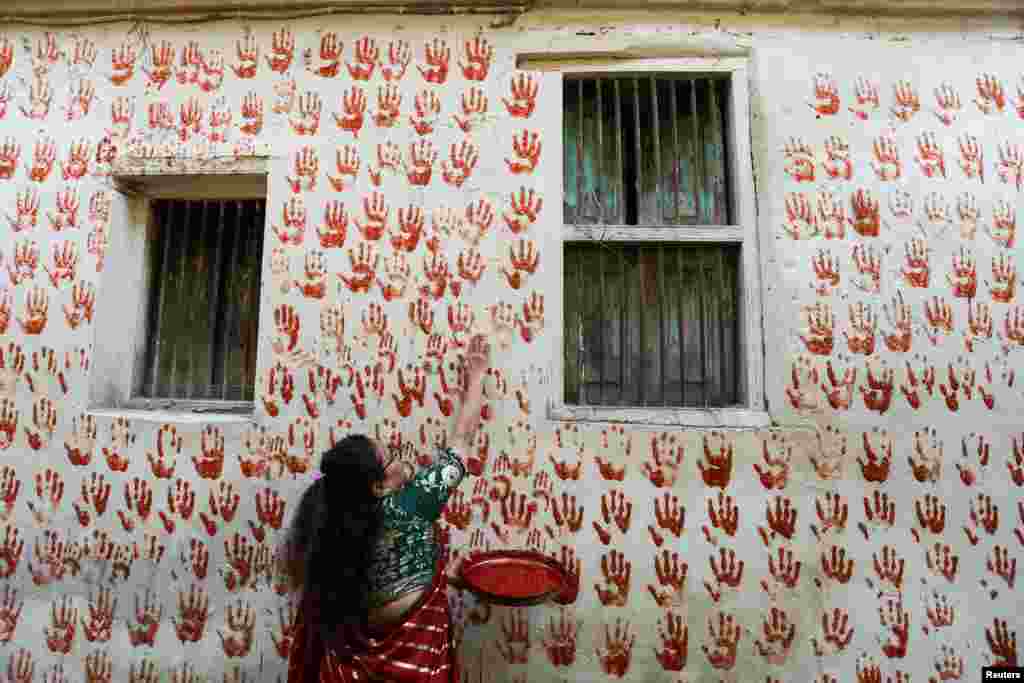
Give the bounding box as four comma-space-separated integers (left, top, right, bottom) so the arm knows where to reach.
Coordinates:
460, 552, 566, 602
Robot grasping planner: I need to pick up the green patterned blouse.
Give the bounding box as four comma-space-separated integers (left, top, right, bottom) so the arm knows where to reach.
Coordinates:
366, 446, 466, 609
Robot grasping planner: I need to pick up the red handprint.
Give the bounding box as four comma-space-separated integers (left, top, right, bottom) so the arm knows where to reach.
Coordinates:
44, 595, 78, 654
458, 36, 493, 81
593, 490, 632, 544
418, 38, 450, 84
218, 600, 255, 658
878, 599, 909, 659
289, 91, 321, 136
346, 37, 378, 81
118, 477, 153, 531
975, 73, 1006, 114
406, 140, 437, 186
987, 618, 1018, 667
192, 425, 224, 480
265, 28, 294, 73
146, 423, 181, 479
382, 40, 411, 81
698, 432, 733, 489
505, 130, 541, 174
373, 84, 402, 128
850, 75, 880, 119
127, 589, 161, 647
811, 608, 853, 656
173, 584, 209, 643
783, 138, 815, 183
702, 612, 742, 670
655, 612, 688, 671
754, 607, 796, 665
409, 88, 440, 135
441, 141, 479, 189
596, 618, 635, 678
642, 433, 684, 488
504, 73, 539, 118
808, 72, 840, 115
933, 82, 962, 125
81, 586, 116, 643
0, 584, 22, 644
594, 550, 631, 607
304, 32, 341, 78
702, 491, 739, 544
542, 609, 579, 668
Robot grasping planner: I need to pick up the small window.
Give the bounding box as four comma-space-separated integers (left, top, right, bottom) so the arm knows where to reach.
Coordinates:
136, 198, 266, 403
562, 74, 741, 409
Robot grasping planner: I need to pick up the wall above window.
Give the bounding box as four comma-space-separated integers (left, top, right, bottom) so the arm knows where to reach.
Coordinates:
2, 0, 1019, 22
2, 0, 530, 21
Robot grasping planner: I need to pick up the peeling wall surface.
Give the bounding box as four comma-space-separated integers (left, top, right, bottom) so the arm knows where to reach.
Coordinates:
0, 9, 1021, 682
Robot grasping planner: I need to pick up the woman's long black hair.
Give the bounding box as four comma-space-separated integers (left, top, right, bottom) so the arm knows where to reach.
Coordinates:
282, 434, 385, 672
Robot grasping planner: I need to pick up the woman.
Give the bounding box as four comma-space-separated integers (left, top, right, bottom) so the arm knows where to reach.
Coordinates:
283, 334, 491, 683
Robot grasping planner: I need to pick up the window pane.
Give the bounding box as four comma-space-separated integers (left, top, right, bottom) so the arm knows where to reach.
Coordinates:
138, 198, 265, 402
563, 74, 730, 226
563, 243, 740, 408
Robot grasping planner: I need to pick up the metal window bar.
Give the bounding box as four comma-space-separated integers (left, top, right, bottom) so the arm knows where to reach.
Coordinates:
690, 78, 703, 224
676, 246, 687, 406
613, 79, 624, 224
709, 80, 731, 403
596, 79, 605, 224
576, 249, 585, 404
138, 198, 265, 403
207, 200, 226, 390
240, 200, 265, 399
632, 78, 643, 226
576, 79, 585, 224
187, 200, 211, 399
167, 200, 192, 398
219, 200, 243, 400
147, 199, 173, 397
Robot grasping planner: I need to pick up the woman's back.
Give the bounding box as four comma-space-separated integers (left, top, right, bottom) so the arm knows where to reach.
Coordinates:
367, 446, 467, 611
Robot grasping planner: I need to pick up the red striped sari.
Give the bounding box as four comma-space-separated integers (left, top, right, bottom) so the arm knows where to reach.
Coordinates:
288, 564, 459, 683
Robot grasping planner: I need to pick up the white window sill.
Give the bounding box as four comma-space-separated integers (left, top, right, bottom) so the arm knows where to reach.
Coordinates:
547, 404, 770, 429
87, 407, 256, 425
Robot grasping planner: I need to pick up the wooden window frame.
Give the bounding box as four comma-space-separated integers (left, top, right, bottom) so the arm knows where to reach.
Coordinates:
527, 56, 767, 428
88, 159, 268, 417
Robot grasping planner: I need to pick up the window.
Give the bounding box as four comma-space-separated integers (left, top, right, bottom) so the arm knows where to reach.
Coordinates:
88, 162, 268, 415
138, 199, 266, 403
529, 58, 764, 426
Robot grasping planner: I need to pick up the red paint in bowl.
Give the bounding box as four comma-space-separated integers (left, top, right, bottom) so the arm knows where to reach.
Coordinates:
458, 551, 568, 606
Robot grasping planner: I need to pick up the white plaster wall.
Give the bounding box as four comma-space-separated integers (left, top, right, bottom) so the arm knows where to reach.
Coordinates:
0, 9, 1019, 682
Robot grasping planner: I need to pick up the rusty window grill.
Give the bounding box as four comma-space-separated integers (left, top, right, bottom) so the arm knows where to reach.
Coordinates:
563, 74, 740, 408
137, 198, 265, 403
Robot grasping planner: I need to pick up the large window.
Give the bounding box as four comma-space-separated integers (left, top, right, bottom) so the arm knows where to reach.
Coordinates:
137, 198, 265, 403
539, 58, 764, 426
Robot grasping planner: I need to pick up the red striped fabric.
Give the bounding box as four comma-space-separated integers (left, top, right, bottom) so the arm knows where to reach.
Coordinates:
288, 564, 459, 683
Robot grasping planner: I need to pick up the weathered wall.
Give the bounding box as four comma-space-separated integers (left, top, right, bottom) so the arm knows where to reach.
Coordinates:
0, 9, 1021, 682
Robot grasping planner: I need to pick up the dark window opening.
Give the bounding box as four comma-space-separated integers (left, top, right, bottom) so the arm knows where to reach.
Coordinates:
137, 198, 265, 402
